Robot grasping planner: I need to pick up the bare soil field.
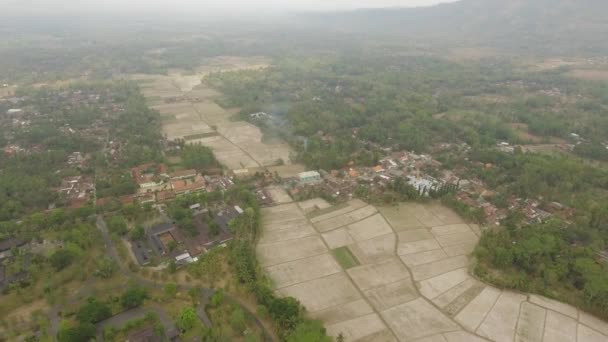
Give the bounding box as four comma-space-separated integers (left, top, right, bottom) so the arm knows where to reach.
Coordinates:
446, 47, 501, 61
131, 57, 295, 170
506, 123, 570, 147
566, 69, 608, 81
258, 194, 608, 342
532, 58, 582, 71
0, 85, 16, 97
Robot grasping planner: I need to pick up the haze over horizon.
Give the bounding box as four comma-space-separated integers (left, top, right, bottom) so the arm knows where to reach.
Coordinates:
2, 0, 460, 14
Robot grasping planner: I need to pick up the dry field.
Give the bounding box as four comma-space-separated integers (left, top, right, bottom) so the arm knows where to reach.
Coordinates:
508, 123, 568, 145
566, 69, 608, 81
532, 58, 581, 71
0, 85, 16, 97
446, 47, 501, 61
257, 191, 608, 342
131, 57, 294, 170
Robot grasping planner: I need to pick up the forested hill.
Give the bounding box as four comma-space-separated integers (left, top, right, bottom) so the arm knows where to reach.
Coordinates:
302, 0, 608, 55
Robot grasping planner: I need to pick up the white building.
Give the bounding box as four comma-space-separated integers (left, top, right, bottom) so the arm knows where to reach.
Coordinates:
298, 171, 322, 184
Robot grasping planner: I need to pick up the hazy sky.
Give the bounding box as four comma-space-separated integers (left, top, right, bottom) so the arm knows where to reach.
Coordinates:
3, 0, 460, 14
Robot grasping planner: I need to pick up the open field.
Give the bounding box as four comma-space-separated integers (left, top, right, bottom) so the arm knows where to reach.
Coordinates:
129, 57, 295, 170
0, 85, 16, 97
446, 47, 501, 61
566, 69, 608, 81
257, 192, 608, 341
531, 58, 582, 71
508, 123, 568, 145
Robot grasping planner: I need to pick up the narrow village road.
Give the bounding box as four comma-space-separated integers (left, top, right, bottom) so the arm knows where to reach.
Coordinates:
95, 304, 176, 340
47, 215, 274, 341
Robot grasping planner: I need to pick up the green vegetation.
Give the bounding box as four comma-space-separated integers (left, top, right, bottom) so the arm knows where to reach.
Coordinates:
476, 220, 608, 319
120, 286, 148, 309
3, 2, 608, 339
76, 298, 112, 324
176, 306, 199, 331
57, 322, 96, 342
332, 247, 359, 269
103, 312, 165, 342
286, 320, 333, 342
207, 56, 608, 171
226, 188, 331, 340
0, 151, 66, 220
107, 216, 128, 236
49, 249, 76, 271
202, 291, 267, 341
95, 257, 118, 279
179, 143, 220, 171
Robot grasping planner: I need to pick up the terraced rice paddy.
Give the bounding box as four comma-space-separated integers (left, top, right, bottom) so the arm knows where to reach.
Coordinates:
129, 57, 293, 171
257, 190, 608, 342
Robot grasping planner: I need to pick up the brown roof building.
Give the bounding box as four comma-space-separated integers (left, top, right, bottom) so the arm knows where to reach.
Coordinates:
131, 163, 169, 188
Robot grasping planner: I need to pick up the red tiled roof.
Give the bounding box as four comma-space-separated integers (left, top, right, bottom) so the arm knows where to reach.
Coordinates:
171, 174, 205, 193
156, 190, 176, 202
131, 163, 168, 185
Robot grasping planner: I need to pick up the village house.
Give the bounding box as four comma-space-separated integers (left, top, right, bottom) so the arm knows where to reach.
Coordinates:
249, 112, 269, 119
136, 193, 156, 205
407, 175, 438, 195
298, 171, 322, 184
67, 152, 87, 168
58, 176, 95, 208
3, 145, 25, 157
169, 169, 206, 196
372, 165, 386, 173
131, 163, 170, 190
131, 206, 241, 266
5, 108, 23, 116
155, 190, 176, 203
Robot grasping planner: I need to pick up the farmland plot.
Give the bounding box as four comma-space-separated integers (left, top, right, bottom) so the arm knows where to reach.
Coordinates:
258, 198, 608, 342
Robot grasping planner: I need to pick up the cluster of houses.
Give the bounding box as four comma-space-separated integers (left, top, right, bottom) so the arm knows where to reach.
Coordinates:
58, 175, 96, 209
122, 163, 235, 205
287, 150, 445, 201
3, 144, 27, 157
284, 146, 574, 227
130, 205, 241, 266
2, 106, 30, 128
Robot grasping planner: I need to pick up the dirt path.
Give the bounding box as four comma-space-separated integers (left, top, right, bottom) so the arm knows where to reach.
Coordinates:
48, 216, 275, 342
95, 304, 177, 340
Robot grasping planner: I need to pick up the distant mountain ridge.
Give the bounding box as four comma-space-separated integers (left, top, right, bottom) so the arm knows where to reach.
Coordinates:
305, 0, 608, 55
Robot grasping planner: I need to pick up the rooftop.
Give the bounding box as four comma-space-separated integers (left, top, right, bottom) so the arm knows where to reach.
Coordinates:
298, 171, 321, 178
169, 169, 197, 179
131, 163, 168, 185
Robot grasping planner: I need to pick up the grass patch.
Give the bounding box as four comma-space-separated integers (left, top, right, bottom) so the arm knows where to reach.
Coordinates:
183, 132, 220, 141
307, 202, 349, 219
332, 247, 359, 269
